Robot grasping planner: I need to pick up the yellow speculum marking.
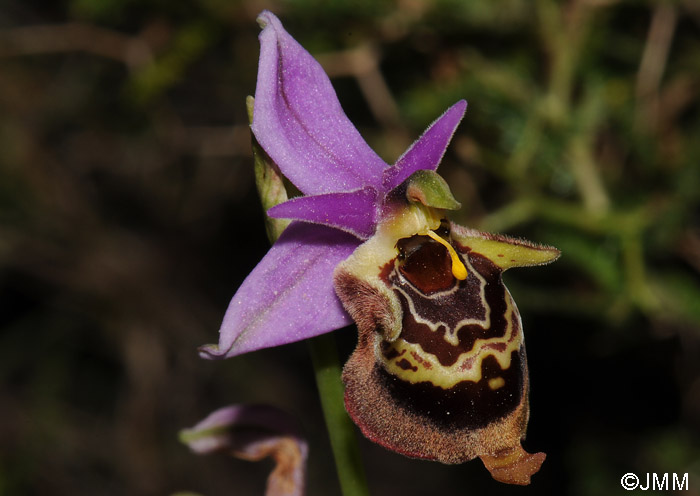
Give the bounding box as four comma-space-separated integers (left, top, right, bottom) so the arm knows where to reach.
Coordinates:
488, 377, 505, 390
377, 299, 522, 389
423, 230, 468, 280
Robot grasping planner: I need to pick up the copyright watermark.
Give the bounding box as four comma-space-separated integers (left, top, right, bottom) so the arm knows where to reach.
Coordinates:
621, 473, 689, 491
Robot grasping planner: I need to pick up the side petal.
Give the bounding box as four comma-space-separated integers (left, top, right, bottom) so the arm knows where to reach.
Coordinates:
267, 187, 379, 240
382, 100, 467, 192
199, 222, 358, 359
451, 222, 561, 271
252, 11, 387, 195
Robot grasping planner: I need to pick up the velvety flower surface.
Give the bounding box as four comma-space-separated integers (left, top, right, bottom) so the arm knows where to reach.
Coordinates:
199, 10, 466, 360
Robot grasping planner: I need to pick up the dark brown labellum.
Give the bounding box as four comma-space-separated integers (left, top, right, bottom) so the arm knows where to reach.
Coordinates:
335, 221, 558, 485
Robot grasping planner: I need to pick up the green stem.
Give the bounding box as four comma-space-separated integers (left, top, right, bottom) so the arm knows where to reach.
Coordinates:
247, 95, 368, 494
308, 334, 370, 496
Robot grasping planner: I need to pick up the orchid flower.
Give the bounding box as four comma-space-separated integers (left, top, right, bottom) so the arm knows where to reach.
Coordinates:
200, 11, 559, 485
180, 405, 308, 496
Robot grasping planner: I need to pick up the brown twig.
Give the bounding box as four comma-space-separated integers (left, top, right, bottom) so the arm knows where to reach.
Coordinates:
0, 22, 154, 70
635, 3, 678, 133
316, 45, 402, 132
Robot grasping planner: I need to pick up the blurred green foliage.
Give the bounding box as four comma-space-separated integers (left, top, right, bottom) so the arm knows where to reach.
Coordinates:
0, 0, 699, 495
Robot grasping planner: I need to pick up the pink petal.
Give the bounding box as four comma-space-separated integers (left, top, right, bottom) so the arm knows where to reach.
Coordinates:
199, 222, 357, 359
252, 11, 387, 195
267, 187, 379, 240
382, 100, 467, 192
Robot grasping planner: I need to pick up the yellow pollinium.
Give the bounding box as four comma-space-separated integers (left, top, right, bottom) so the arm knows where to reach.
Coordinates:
424, 230, 468, 280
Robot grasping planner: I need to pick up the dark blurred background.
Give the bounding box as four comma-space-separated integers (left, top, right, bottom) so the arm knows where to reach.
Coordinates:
1, 0, 699, 495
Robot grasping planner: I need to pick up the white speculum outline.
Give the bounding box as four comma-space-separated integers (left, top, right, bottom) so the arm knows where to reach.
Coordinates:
376, 252, 524, 388
394, 251, 491, 347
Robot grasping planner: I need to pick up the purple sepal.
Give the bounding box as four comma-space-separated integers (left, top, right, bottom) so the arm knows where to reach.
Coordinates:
382, 100, 467, 192
267, 187, 379, 240
199, 221, 357, 359
252, 11, 388, 196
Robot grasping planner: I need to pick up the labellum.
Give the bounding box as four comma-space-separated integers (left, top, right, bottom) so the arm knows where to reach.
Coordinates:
334, 171, 559, 485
